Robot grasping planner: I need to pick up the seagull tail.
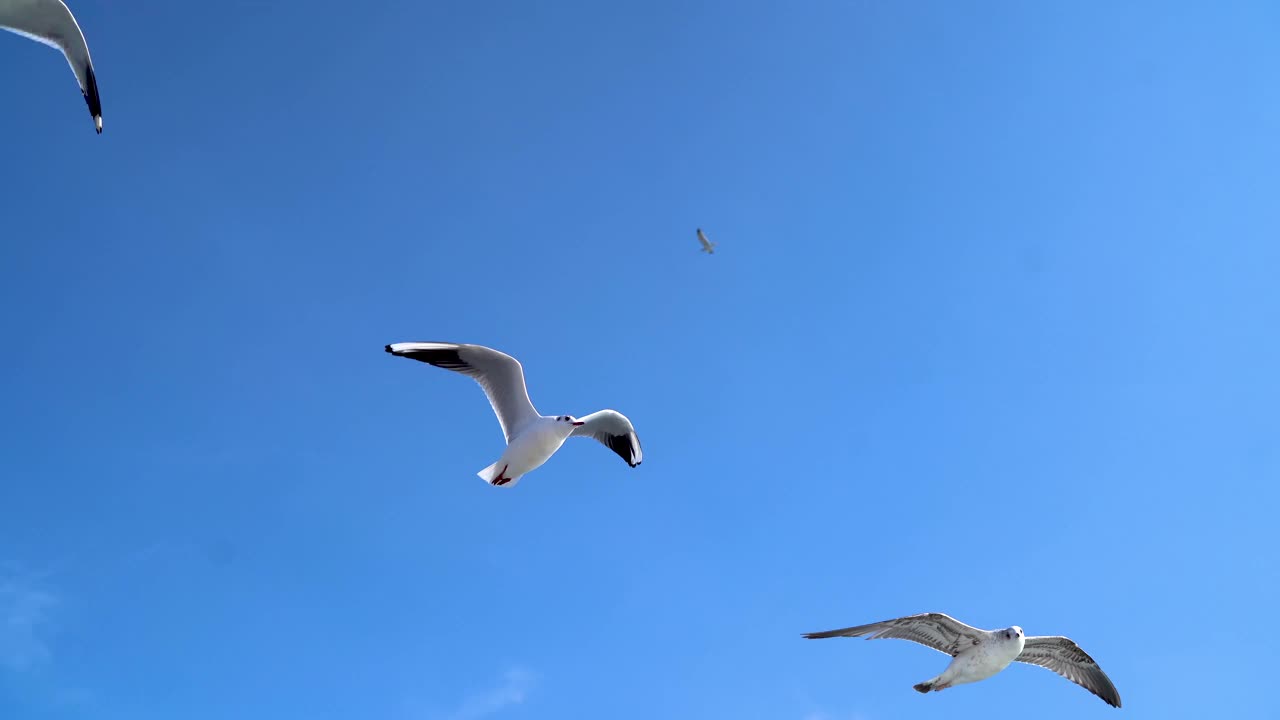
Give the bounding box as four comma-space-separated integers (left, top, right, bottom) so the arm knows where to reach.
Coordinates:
476, 461, 521, 488
477, 461, 502, 483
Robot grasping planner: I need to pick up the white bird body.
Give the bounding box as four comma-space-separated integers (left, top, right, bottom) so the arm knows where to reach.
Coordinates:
476, 415, 577, 488
0, 0, 103, 132
385, 342, 644, 488
925, 627, 1024, 690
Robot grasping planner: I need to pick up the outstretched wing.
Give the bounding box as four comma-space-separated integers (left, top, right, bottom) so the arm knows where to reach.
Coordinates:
570, 409, 643, 467
0, 0, 102, 132
385, 342, 540, 443
1016, 636, 1122, 708
802, 613, 986, 657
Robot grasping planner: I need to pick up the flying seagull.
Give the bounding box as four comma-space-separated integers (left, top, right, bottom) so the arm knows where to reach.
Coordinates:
0, 0, 102, 133
696, 228, 716, 254
385, 342, 643, 487
803, 613, 1121, 708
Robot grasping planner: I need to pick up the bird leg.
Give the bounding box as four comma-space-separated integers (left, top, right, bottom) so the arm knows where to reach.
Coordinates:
491, 465, 511, 486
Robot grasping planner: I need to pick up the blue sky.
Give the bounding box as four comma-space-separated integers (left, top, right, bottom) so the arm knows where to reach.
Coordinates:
2, 1, 1278, 718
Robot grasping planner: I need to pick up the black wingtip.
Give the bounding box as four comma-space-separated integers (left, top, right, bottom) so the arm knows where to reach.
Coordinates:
83, 64, 102, 133
382, 344, 470, 371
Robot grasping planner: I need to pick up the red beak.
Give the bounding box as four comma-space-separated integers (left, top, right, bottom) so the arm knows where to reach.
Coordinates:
572, 421, 585, 426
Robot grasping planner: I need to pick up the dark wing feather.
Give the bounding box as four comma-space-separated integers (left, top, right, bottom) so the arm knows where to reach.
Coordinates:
802, 613, 985, 657
1016, 636, 1122, 708
82, 61, 101, 131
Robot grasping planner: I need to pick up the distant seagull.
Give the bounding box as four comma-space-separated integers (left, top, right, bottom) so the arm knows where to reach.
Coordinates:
0, 0, 102, 133
803, 613, 1121, 708
696, 228, 716, 254
385, 342, 643, 487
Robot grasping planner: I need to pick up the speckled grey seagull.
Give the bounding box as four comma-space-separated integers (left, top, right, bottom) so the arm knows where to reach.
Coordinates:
0, 0, 102, 133
385, 342, 643, 488
803, 612, 1121, 708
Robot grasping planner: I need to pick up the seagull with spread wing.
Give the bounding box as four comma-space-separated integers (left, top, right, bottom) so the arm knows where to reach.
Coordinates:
0, 0, 102, 133
385, 342, 643, 488
803, 612, 1121, 708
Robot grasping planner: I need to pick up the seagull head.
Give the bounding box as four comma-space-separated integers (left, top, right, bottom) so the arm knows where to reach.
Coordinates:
556, 415, 586, 427
1003, 626, 1024, 640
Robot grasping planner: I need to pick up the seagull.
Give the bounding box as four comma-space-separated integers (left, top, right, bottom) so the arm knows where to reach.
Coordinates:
0, 0, 102, 133
696, 228, 716, 254
803, 612, 1121, 708
385, 342, 643, 487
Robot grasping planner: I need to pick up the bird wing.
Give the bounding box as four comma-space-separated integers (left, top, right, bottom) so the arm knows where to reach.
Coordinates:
0, 0, 101, 132
385, 342, 540, 443
802, 612, 986, 657
570, 409, 643, 467
1015, 635, 1122, 708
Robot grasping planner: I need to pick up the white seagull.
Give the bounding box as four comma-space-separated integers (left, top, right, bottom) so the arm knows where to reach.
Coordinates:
0, 0, 102, 133
385, 342, 643, 487
803, 612, 1121, 708
696, 228, 716, 254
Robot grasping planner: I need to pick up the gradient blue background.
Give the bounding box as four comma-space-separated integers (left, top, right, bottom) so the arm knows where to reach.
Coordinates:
2, 1, 1277, 718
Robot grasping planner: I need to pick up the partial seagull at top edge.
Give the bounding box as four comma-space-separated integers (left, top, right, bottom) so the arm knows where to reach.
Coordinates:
0, 0, 102, 133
